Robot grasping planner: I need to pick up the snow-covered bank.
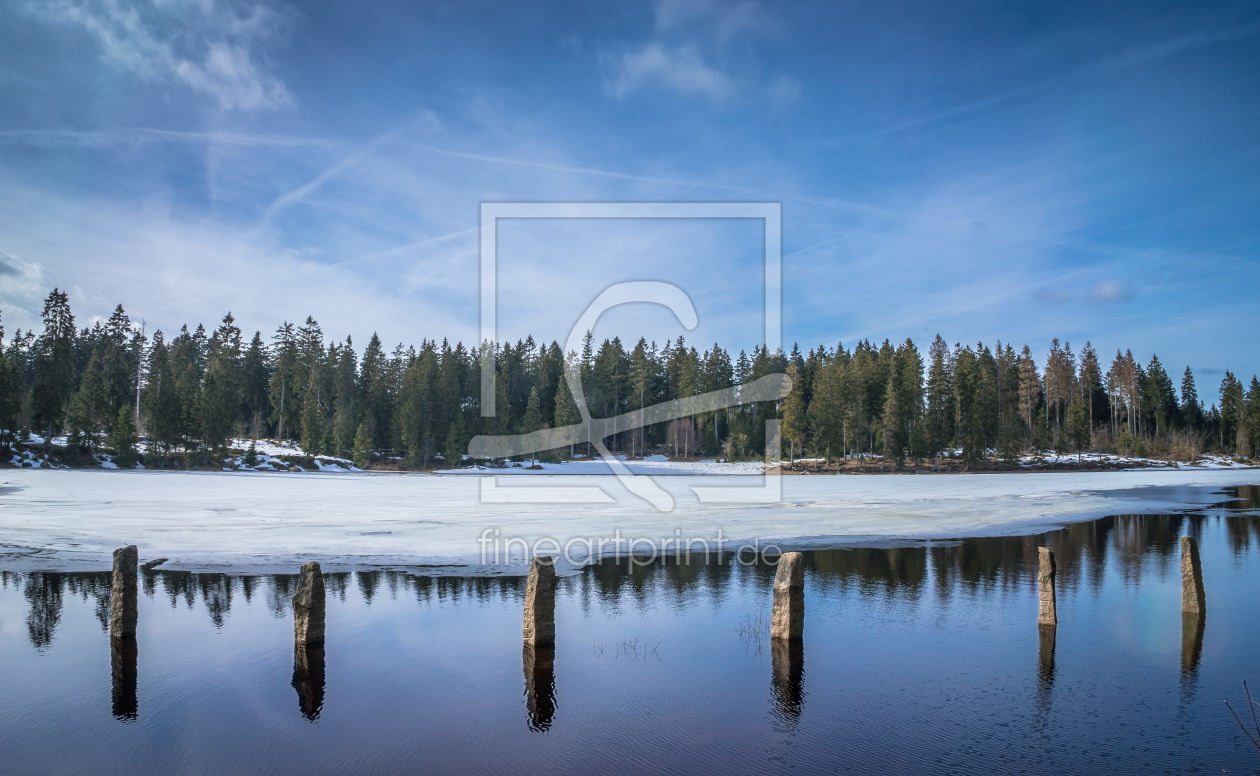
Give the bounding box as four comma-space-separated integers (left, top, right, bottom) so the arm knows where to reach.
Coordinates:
437, 454, 765, 476
1, 469, 1257, 575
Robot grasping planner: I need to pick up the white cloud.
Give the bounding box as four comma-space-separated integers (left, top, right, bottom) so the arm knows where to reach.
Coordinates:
606, 0, 787, 106
607, 43, 736, 103
0, 250, 48, 331
32, 0, 295, 111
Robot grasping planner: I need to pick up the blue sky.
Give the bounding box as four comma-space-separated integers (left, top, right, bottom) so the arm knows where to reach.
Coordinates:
0, 0, 1257, 393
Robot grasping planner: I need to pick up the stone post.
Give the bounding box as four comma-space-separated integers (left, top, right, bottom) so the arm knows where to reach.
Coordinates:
1180, 536, 1206, 615
522, 556, 556, 646
770, 552, 805, 641
1037, 547, 1057, 628
292, 561, 326, 646
110, 545, 138, 640
522, 643, 556, 731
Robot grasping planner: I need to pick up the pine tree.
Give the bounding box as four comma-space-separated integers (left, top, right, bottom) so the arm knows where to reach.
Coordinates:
67, 353, 106, 451
241, 331, 271, 436
0, 322, 18, 453
332, 336, 358, 457
1220, 371, 1244, 453
1067, 390, 1091, 462
521, 386, 544, 464
201, 313, 243, 449
553, 368, 581, 459
110, 404, 138, 467
1180, 366, 1203, 429
781, 362, 807, 462
927, 332, 952, 461
1017, 346, 1039, 441
31, 289, 76, 450
352, 422, 373, 468
270, 322, 299, 440
1244, 376, 1260, 460
141, 331, 180, 454
99, 305, 134, 421
300, 379, 324, 456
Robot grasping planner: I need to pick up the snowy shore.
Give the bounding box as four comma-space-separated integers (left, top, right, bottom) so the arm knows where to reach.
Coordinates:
1, 468, 1257, 575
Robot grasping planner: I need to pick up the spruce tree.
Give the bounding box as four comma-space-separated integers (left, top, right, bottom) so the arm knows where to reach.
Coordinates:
1245, 376, 1260, 460
1220, 371, 1244, 453
521, 386, 544, 464
0, 341, 17, 453
553, 370, 581, 458
111, 404, 138, 467
332, 336, 358, 457
241, 331, 271, 436
67, 353, 106, 451
782, 362, 807, 462
141, 331, 180, 454
1180, 367, 1203, 429
352, 422, 373, 468
201, 313, 244, 450
924, 335, 953, 459
269, 322, 299, 440
1067, 391, 1091, 462
30, 289, 76, 450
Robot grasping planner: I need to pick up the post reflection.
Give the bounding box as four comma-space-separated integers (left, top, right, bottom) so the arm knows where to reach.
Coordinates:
292, 644, 326, 721
522, 643, 556, 732
770, 638, 804, 722
111, 638, 138, 720
1037, 624, 1056, 693
1181, 612, 1205, 676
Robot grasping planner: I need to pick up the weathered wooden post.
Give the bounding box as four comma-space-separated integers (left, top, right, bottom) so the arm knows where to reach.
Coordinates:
771, 552, 805, 641
292, 561, 326, 646
1180, 536, 1206, 615
522, 556, 556, 646
522, 643, 556, 731
1037, 547, 1057, 628
110, 545, 138, 640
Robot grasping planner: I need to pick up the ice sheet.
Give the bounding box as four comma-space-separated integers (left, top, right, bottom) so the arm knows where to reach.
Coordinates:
0, 468, 1256, 575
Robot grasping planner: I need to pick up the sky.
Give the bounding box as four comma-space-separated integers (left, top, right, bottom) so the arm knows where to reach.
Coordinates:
0, 0, 1257, 394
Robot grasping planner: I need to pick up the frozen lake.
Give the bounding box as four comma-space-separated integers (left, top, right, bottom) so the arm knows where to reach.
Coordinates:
3, 499, 1260, 774
2, 468, 1259, 573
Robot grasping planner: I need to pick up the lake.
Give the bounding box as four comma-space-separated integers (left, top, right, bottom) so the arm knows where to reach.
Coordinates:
2, 484, 1259, 774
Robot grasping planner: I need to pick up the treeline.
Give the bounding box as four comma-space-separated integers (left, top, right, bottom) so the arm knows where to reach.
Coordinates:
1, 289, 1258, 467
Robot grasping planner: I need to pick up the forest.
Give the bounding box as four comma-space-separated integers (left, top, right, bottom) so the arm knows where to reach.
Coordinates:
1, 288, 1257, 469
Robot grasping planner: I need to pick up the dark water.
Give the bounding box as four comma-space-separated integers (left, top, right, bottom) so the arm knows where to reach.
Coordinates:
3, 487, 1260, 775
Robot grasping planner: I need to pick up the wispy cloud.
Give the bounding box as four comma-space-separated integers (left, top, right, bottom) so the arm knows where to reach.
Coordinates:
30, 0, 296, 111
607, 43, 736, 102
604, 0, 784, 105
1085, 278, 1135, 305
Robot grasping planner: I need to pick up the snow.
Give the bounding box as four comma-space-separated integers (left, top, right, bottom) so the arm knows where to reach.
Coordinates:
438, 454, 765, 476
0, 467, 1257, 575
